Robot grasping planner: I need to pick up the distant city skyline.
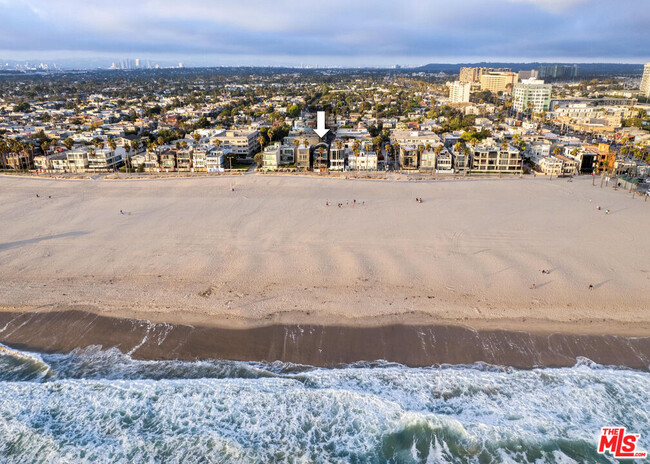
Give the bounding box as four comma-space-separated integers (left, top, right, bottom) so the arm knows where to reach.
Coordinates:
0, 0, 648, 68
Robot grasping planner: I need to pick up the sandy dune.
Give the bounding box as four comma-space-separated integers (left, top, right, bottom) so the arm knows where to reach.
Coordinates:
1, 174, 649, 335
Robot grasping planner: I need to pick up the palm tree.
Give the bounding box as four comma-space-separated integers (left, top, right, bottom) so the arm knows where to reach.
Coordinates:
124, 144, 132, 173
193, 132, 201, 144
292, 139, 300, 149
63, 138, 75, 150
40, 140, 50, 156
108, 138, 117, 151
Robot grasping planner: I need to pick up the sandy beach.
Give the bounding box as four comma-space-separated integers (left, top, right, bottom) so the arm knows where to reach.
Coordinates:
1, 174, 649, 342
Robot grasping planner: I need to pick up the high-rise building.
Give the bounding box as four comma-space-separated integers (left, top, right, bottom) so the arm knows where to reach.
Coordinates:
513, 79, 552, 114
538, 64, 578, 80
518, 69, 539, 80
479, 71, 518, 93
449, 81, 472, 103
459, 67, 511, 83
135, 58, 140, 68
640, 62, 650, 98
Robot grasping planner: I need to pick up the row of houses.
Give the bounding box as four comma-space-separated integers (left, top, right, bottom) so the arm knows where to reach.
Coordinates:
260, 138, 523, 174
33, 144, 235, 173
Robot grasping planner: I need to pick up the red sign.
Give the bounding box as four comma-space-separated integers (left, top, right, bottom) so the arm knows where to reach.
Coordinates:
598, 427, 647, 459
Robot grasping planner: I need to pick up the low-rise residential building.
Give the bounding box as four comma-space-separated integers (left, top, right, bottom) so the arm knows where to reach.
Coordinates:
176, 149, 192, 172
206, 148, 228, 172
296, 144, 311, 170
66, 148, 89, 172
539, 156, 563, 176
452, 147, 471, 173
213, 129, 260, 160
420, 150, 437, 170
436, 151, 453, 172
159, 149, 177, 172
555, 154, 579, 176
471, 143, 522, 173
399, 146, 420, 170
262, 143, 281, 171
143, 151, 160, 172
348, 151, 378, 171
87, 147, 125, 171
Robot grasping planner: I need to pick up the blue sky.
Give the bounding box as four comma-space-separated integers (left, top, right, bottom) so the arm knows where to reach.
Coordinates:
0, 0, 648, 66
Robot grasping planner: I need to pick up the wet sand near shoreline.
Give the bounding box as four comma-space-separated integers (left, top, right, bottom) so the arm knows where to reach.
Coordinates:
1, 309, 649, 369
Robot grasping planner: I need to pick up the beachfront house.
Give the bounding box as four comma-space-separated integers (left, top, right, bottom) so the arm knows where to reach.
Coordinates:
329, 142, 347, 171
66, 148, 89, 172
296, 144, 311, 170
87, 147, 125, 171
470, 143, 522, 174
399, 145, 420, 170
262, 143, 281, 171
436, 151, 454, 173
206, 148, 228, 172
176, 148, 192, 172
159, 149, 177, 172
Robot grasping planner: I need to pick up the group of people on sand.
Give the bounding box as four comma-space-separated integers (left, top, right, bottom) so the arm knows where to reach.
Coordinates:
595, 205, 610, 215
326, 199, 365, 208
415, 197, 424, 203
35, 193, 52, 199
530, 268, 595, 291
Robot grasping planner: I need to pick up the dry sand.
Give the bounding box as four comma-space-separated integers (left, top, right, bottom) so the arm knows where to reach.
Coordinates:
1, 174, 649, 336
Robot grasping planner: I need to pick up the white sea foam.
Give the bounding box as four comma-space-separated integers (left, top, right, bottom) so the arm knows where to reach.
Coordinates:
0, 346, 647, 463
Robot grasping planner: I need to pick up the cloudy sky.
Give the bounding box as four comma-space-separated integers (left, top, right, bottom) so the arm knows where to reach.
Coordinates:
0, 0, 648, 66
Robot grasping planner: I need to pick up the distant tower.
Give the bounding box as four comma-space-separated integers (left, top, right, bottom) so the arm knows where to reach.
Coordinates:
178, 62, 183, 68
135, 58, 140, 68
640, 63, 650, 98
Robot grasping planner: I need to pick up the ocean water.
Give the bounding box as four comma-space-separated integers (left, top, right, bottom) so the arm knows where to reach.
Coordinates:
0, 344, 648, 463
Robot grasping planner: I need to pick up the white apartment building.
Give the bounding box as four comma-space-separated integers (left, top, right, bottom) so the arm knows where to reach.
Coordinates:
513, 79, 552, 114
87, 147, 125, 171
348, 151, 378, 171
449, 81, 472, 104
392, 130, 441, 148
207, 148, 229, 172
66, 148, 90, 172
527, 141, 552, 164
436, 151, 453, 172
213, 129, 260, 160
261, 143, 281, 171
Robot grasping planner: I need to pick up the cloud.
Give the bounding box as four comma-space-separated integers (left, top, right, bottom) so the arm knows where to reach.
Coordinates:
0, 0, 647, 64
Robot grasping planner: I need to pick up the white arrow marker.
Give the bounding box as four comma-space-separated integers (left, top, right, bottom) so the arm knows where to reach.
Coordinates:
314, 111, 330, 139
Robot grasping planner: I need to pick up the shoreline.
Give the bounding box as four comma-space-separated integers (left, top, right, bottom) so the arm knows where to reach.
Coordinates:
1, 309, 649, 369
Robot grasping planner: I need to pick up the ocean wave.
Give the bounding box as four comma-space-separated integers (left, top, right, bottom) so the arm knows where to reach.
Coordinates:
0, 345, 648, 463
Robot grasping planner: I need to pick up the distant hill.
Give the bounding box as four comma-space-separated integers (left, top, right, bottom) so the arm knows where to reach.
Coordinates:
414, 62, 644, 76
